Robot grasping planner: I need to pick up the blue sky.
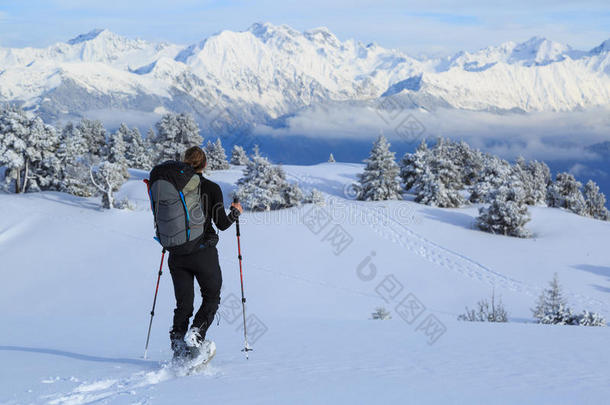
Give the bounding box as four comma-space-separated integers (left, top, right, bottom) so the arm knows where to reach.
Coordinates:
0, 0, 609, 56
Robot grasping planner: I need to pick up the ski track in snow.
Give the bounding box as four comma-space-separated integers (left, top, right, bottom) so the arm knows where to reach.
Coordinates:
324, 195, 610, 316
42, 363, 219, 405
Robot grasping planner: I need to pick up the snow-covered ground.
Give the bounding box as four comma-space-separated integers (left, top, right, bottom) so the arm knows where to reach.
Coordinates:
1, 163, 610, 404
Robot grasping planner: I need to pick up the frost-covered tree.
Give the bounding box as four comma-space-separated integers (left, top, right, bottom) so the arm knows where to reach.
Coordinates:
154, 113, 203, 163
303, 188, 324, 205
532, 275, 606, 327
0, 106, 60, 193
23, 116, 61, 192
235, 155, 303, 211
357, 135, 402, 201
547, 172, 586, 215
77, 119, 107, 158
328, 153, 336, 163
108, 123, 129, 167
525, 160, 551, 205
415, 166, 464, 208
469, 155, 512, 203
205, 138, 230, 170
583, 180, 609, 220
476, 185, 531, 238
458, 290, 508, 322
230, 145, 250, 165
56, 122, 95, 196
532, 274, 567, 322
371, 307, 392, 320
400, 139, 428, 192
125, 127, 153, 170
89, 161, 129, 209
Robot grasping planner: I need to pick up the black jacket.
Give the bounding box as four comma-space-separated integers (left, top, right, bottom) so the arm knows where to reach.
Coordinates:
199, 174, 239, 240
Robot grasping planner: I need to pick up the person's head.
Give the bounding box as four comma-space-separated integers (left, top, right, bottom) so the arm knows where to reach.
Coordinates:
183, 146, 206, 173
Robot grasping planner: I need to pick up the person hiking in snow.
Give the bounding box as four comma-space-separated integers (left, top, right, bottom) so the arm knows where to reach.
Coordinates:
168, 146, 243, 358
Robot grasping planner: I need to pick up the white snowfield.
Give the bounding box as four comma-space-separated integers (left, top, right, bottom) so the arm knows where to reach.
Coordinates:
1, 163, 609, 404
1, 24, 609, 126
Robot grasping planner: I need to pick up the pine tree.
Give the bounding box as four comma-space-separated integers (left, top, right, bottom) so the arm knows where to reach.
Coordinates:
108, 124, 129, 167
125, 127, 153, 170
0, 106, 60, 193
357, 135, 402, 201
154, 113, 203, 163
303, 188, 324, 205
328, 153, 336, 163
476, 185, 531, 238
89, 161, 129, 209
230, 145, 250, 165
583, 180, 609, 220
57, 122, 95, 197
532, 273, 567, 322
206, 138, 230, 170
415, 166, 464, 208
547, 172, 586, 215
77, 119, 107, 158
235, 155, 303, 211
400, 139, 428, 192
469, 155, 512, 203
526, 160, 551, 205
24, 116, 61, 192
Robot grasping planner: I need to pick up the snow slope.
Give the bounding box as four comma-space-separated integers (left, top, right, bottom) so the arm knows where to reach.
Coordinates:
1, 163, 610, 404
1, 24, 609, 130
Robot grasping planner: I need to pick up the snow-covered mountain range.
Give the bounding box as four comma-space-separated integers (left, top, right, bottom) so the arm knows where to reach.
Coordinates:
1, 23, 609, 135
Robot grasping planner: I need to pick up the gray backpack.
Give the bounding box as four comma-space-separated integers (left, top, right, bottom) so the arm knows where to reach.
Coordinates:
145, 161, 206, 254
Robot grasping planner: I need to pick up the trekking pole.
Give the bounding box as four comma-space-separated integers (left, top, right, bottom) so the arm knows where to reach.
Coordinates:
143, 248, 166, 360
234, 196, 253, 359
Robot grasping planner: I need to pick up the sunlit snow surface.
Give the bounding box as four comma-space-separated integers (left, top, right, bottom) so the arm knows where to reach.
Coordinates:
1, 163, 609, 404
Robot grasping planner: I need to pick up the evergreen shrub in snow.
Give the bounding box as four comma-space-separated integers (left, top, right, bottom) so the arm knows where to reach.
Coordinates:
476, 186, 531, 238
205, 138, 230, 170
458, 290, 508, 322
234, 153, 305, 211
583, 180, 609, 220
230, 145, 250, 165
357, 135, 402, 201
153, 113, 202, 163
371, 307, 392, 320
532, 274, 606, 327
547, 172, 586, 215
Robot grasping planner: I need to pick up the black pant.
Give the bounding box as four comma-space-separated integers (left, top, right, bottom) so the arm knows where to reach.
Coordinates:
168, 246, 222, 340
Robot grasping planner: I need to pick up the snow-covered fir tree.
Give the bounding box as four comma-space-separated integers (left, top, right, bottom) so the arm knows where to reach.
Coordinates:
205, 138, 230, 170
154, 113, 203, 163
328, 153, 336, 163
357, 135, 402, 201
230, 145, 250, 165
547, 172, 586, 215
532, 273, 567, 322
108, 124, 129, 167
415, 166, 465, 208
125, 127, 153, 170
0, 106, 60, 193
532, 274, 606, 326
57, 122, 96, 197
400, 139, 428, 192
469, 155, 512, 203
234, 154, 304, 211
77, 119, 107, 158
89, 161, 129, 209
476, 185, 531, 238
525, 160, 551, 205
22, 116, 61, 192
583, 180, 609, 220
303, 188, 324, 205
